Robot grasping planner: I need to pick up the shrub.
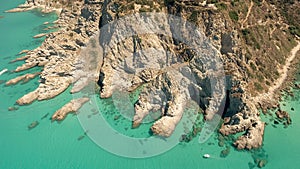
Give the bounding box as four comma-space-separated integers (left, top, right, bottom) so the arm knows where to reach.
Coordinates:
189, 11, 198, 23
250, 62, 256, 70
253, 0, 263, 6
216, 3, 227, 10
164, 0, 175, 5
289, 26, 300, 36
229, 11, 239, 21
254, 82, 263, 91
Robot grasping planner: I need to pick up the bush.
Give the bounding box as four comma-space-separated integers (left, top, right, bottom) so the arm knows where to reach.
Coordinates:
189, 11, 198, 23
254, 82, 263, 91
229, 11, 239, 21
250, 62, 256, 70
242, 29, 250, 36
253, 0, 263, 6
230, 0, 240, 6
241, 29, 260, 49
216, 3, 227, 10
289, 26, 300, 36
164, 0, 175, 5
208, 0, 219, 3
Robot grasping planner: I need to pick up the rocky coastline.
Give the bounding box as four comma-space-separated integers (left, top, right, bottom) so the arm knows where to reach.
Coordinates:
5, 0, 300, 156
7, 0, 102, 118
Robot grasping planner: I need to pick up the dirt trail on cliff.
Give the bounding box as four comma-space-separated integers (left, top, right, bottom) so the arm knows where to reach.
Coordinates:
256, 41, 300, 100
241, 1, 254, 29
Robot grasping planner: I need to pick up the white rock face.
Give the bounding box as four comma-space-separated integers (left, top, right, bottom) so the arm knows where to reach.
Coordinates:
97, 12, 226, 137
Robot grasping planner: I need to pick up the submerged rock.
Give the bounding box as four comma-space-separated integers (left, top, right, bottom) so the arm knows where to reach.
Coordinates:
220, 146, 230, 158
248, 162, 256, 169
275, 109, 292, 125
258, 159, 267, 168
251, 148, 269, 168
114, 115, 121, 121
28, 121, 39, 130
77, 135, 85, 141
8, 106, 19, 111
218, 140, 225, 147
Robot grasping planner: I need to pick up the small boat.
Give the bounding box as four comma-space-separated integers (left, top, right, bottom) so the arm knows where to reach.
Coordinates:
0, 68, 8, 76
203, 154, 210, 159
28, 121, 39, 130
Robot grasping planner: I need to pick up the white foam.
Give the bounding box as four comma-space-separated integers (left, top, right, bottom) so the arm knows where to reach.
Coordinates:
0, 68, 8, 76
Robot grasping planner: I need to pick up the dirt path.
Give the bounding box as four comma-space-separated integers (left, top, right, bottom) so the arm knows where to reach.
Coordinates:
241, 1, 254, 29
255, 41, 300, 100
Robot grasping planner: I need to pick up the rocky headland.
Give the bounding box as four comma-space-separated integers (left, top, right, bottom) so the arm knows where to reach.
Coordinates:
52, 97, 90, 121
5, 0, 300, 156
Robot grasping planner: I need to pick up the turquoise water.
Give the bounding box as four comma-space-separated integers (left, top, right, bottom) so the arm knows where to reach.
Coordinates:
0, 1, 300, 169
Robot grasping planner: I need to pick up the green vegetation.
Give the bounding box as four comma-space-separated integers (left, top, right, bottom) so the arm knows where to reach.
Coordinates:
189, 11, 198, 23
256, 73, 265, 83
241, 29, 260, 49
245, 51, 252, 61
253, 0, 263, 6
118, 3, 134, 12
138, 6, 154, 12
230, 0, 240, 6
135, 0, 154, 7
271, 1, 300, 37
289, 26, 300, 37
207, 0, 219, 3
250, 62, 256, 70
216, 3, 227, 10
164, 0, 175, 6
229, 11, 239, 21
242, 29, 250, 36
254, 82, 263, 91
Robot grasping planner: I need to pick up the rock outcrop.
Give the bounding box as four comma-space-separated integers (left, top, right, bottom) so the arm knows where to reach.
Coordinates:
234, 120, 265, 150
6, 72, 40, 86
96, 4, 226, 137
16, 90, 39, 105
275, 109, 292, 125
52, 97, 90, 121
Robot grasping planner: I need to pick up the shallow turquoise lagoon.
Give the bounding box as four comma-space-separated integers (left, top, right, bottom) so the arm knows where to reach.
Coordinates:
0, 1, 299, 169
